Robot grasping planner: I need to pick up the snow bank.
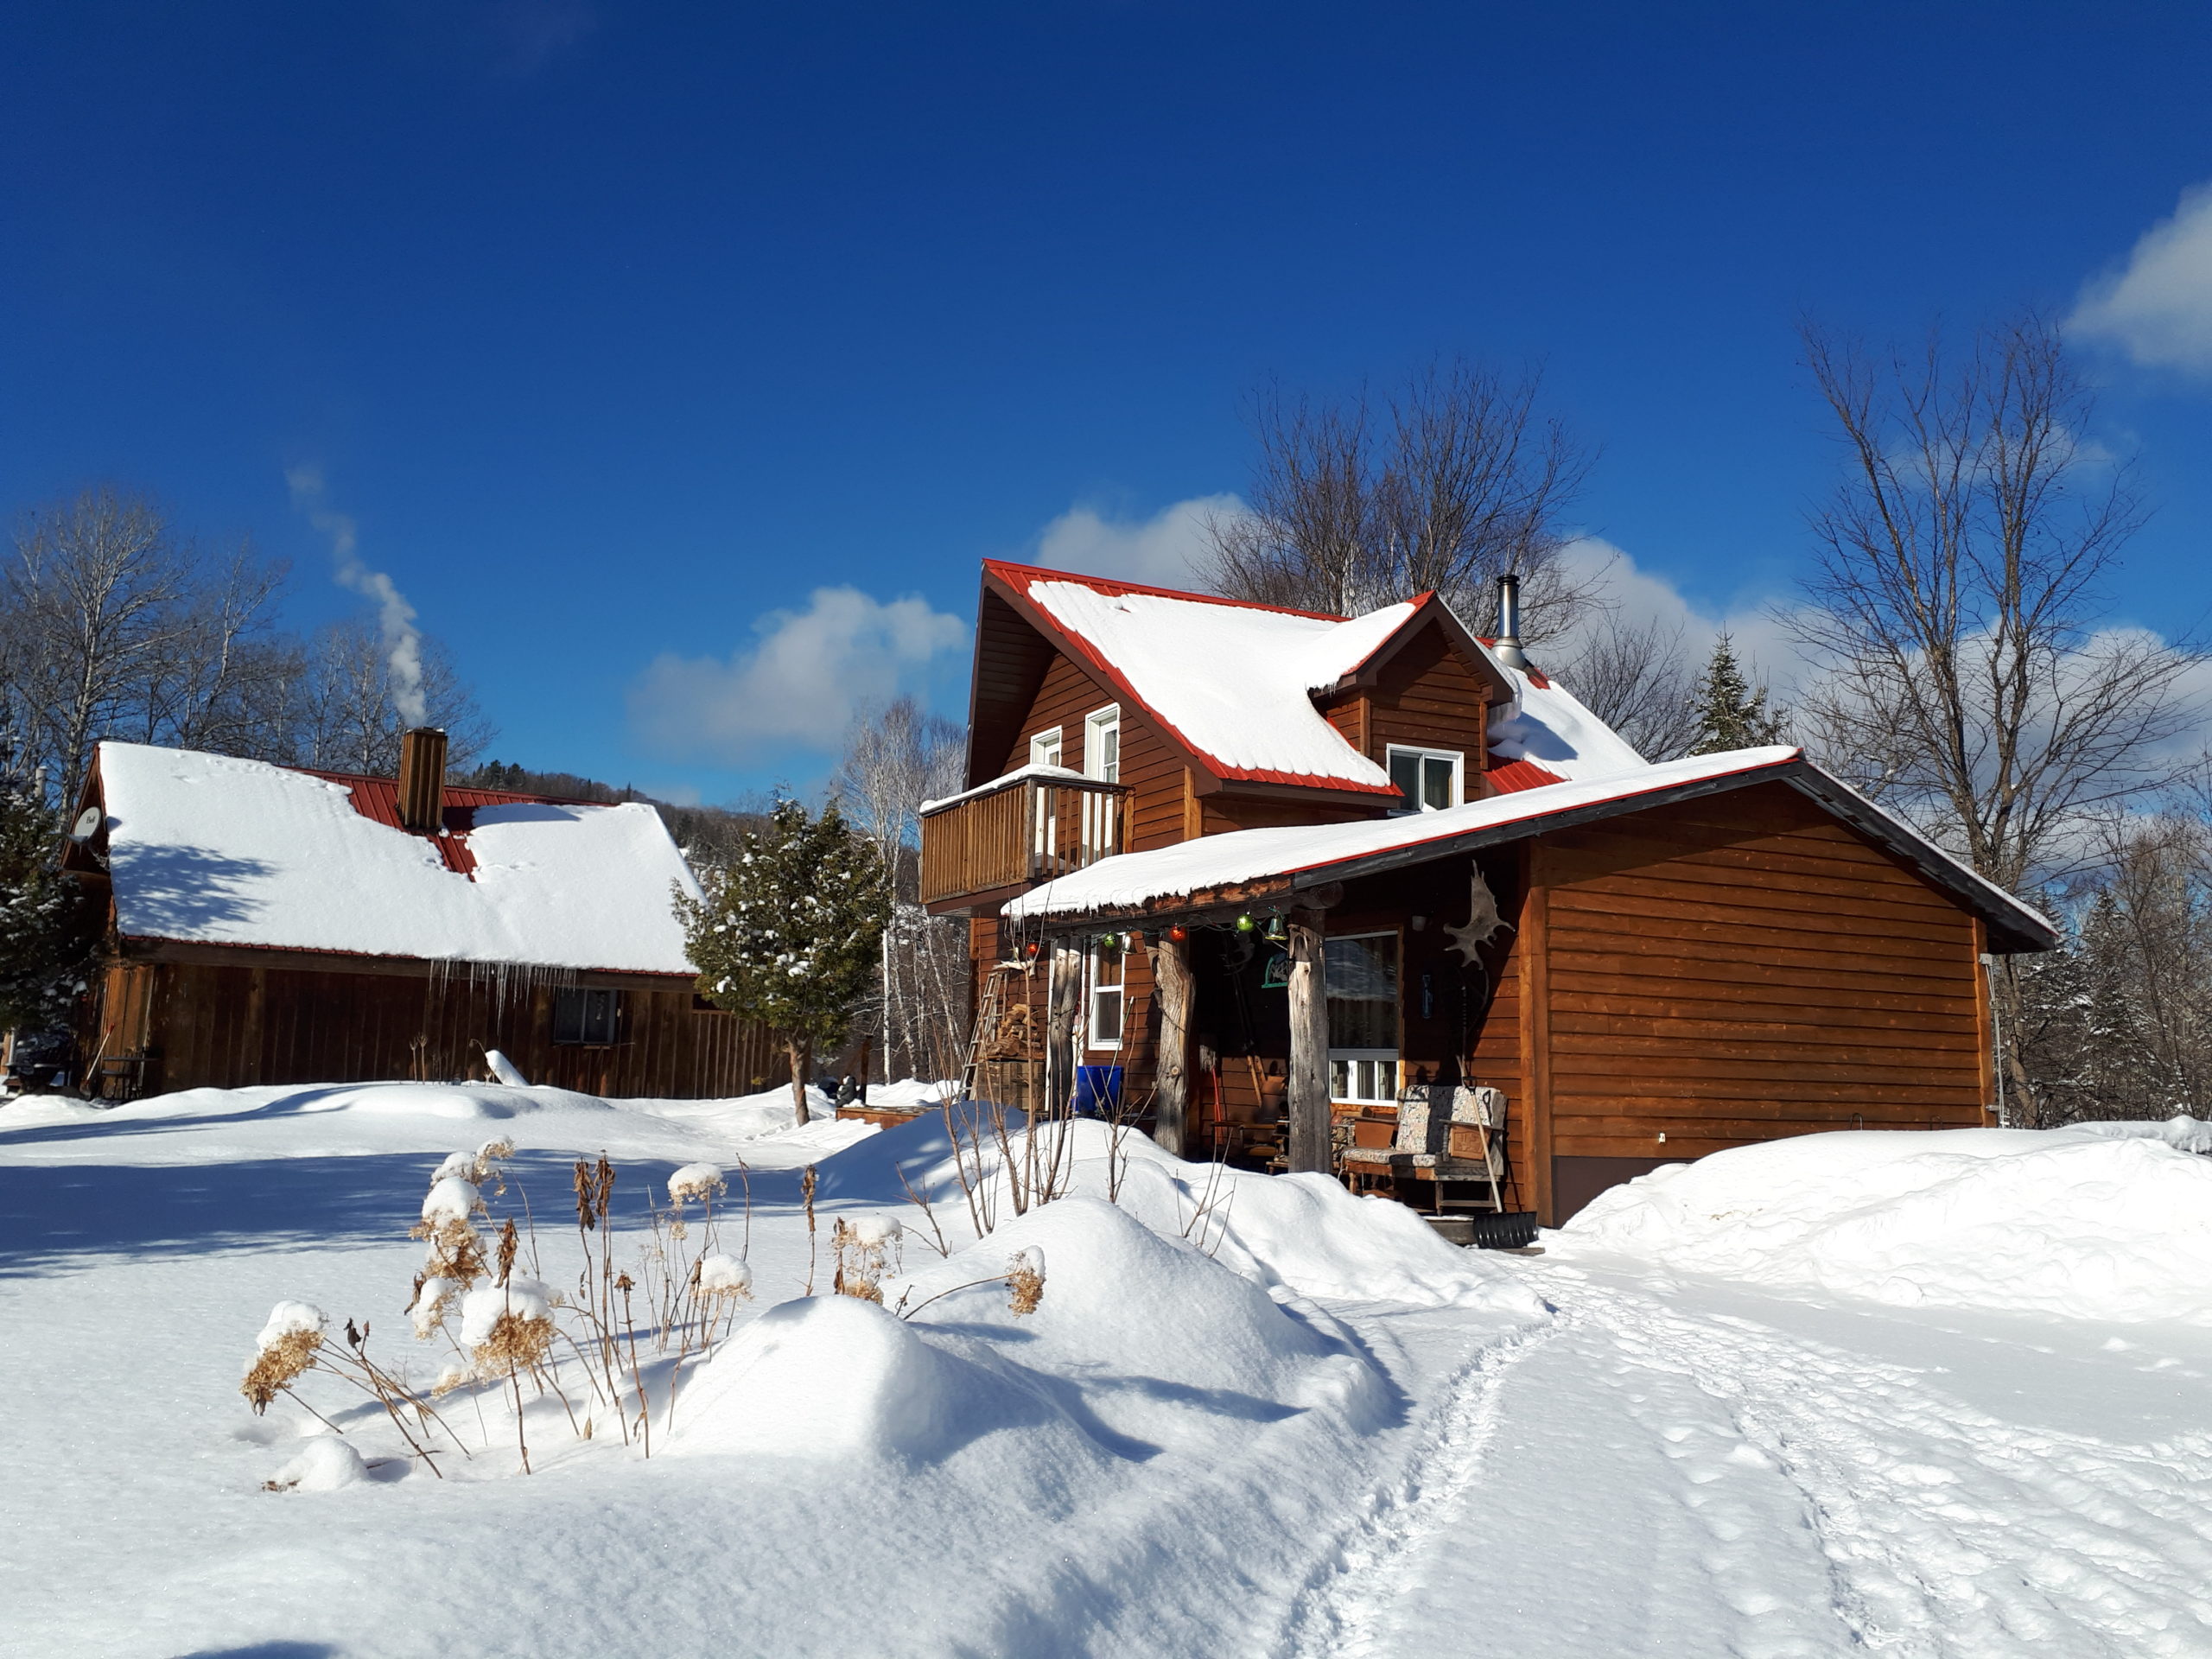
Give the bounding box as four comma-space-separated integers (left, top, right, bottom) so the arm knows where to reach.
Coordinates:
671, 1294, 1046, 1464
264, 1434, 367, 1493
818, 1109, 1541, 1316
2069, 1113, 2212, 1155
1563, 1128, 2212, 1325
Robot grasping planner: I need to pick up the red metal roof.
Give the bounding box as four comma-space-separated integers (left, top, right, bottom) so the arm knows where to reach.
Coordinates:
296, 767, 608, 879
1486, 758, 1569, 794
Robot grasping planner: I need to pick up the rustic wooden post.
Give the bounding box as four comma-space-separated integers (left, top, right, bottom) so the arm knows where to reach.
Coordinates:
1152, 931, 1194, 1156
1046, 939, 1084, 1116
1286, 906, 1332, 1174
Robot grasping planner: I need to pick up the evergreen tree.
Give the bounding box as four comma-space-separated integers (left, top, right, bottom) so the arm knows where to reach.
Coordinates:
674, 796, 889, 1123
0, 728, 99, 1036
1688, 633, 1788, 754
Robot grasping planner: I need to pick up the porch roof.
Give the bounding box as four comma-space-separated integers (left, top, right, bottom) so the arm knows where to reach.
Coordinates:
1001, 746, 2061, 954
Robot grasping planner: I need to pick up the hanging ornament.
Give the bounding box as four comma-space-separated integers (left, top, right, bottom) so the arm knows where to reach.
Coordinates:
1235, 914, 1255, 933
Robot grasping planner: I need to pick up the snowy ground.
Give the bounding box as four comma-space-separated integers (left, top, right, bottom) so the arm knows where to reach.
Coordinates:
4, 1084, 2209, 1658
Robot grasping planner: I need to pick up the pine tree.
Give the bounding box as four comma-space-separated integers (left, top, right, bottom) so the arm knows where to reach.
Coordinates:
674, 796, 890, 1123
0, 728, 98, 1038
1688, 633, 1788, 754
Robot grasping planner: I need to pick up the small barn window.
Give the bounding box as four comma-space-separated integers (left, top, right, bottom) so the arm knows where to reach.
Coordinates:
1386, 746, 1461, 813
555, 987, 620, 1046
1325, 931, 1399, 1104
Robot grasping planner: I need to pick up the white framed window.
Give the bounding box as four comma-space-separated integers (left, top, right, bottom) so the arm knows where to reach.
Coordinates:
1029, 729, 1063, 768
1325, 931, 1398, 1104
1028, 730, 1063, 858
1084, 705, 1121, 783
1386, 746, 1462, 813
1087, 941, 1125, 1049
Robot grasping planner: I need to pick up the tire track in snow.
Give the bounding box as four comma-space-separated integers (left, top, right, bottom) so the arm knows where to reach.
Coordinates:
1268, 1315, 1559, 1659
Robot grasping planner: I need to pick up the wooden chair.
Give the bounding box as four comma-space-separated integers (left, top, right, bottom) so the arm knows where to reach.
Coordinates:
1341, 1084, 1508, 1213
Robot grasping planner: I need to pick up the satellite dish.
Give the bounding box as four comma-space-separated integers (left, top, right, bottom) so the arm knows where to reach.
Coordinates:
68, 806, 103, 842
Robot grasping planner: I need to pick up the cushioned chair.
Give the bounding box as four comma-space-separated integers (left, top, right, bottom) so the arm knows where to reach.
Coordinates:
1342, 1084, 1508, 1213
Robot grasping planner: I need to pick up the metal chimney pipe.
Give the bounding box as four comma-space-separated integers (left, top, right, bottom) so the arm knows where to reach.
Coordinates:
397, 727, 448, 832
1491, 573, 1531, 671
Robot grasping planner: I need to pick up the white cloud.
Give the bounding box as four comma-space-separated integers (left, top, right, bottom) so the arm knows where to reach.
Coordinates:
2069, 181, 2212, 375
628, 587, 968, 766
1550, 537, 1808, 693
1033, 494, 1249, 588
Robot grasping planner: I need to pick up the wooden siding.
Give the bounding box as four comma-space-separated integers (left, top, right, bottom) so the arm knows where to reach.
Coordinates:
997, 651, 1188, 852
106, 956, 779, 1098
1539, 784, 1987, 1176
1363, 615, 1495, 785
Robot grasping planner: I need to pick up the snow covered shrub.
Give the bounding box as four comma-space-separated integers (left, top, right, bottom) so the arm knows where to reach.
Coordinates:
462, 1278, 556, 1376
832, 1213, 903, 1303
241, 1302, 327, 1414
668, 1162, 726, 1205
698, 1254, 753, 1302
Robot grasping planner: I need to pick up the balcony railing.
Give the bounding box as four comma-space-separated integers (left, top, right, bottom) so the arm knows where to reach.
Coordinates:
919, 766, 1132, 911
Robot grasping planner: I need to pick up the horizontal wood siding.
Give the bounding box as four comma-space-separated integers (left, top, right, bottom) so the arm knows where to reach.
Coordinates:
1541, 783, 1987, 1162
1000, 650, 1187, 852
1365, 616, 1493, 784
126, 959, 779, 1099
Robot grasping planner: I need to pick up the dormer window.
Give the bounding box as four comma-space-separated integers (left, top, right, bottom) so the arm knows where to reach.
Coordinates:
1084, 706, 1121, 783
1387, 746, 1462, 813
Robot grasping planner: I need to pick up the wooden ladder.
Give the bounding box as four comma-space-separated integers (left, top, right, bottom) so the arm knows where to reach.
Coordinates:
959, 962, 1020, 1104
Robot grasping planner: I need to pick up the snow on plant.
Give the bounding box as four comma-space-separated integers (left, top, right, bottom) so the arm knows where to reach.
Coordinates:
831, 1213, 904, 1303
238, 1142, 772, 1480
1006, 1247, 1046, 1316
241, 1301, 327, 1413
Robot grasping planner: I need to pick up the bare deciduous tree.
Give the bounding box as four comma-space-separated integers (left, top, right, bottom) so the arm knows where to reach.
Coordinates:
1, 487, 491, 806
1560, 613, 1700, 760
1204, 359, 1598, 633
1789, 311, 2208, 1123
833, 696, 969, 1086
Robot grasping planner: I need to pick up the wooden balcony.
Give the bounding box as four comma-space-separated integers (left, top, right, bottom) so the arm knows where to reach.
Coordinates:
919, 768, 1132, 913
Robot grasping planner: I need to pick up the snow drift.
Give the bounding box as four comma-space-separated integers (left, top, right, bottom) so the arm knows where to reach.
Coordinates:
1563, 1127, 2212, 1325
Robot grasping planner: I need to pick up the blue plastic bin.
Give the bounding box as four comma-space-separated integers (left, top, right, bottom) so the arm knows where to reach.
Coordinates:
1071, 1064, 1123, 1118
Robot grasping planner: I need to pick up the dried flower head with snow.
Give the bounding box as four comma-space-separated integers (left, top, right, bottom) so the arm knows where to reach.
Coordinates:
667, 1162, 727, 1204
241, 1301, 327, 1414
1007, 1247, 1046, 1317
696, 1254, 753, 1303
409, 1275, 457, 1339
831, 1213, 904, 1304
461, 1278, 555, 1374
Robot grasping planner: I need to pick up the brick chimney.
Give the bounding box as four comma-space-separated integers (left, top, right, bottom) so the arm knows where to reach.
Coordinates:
397, 727, 448, 833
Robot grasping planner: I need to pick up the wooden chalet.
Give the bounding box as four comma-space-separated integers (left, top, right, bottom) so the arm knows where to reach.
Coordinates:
921, 561, 2058, 1225
67, 729, 776, 1100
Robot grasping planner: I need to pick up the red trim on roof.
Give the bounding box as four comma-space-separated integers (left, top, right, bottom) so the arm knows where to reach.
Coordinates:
1473, 638, 1550, 688
983, 563, 1405, 796
1485, 759, 1568, 794
984, 559, 1351, 621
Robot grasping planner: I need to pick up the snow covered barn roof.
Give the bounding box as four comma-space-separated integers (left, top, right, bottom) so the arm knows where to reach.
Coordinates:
1004, 746, 2060, 954
975, 563, 1533, 795
90, 742, 702, 976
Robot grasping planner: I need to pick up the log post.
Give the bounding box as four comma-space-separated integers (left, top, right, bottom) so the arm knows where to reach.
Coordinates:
1152, 931, 1194, 1156
1046, 941, 1084, 1116
1286, 907, 1332, 1175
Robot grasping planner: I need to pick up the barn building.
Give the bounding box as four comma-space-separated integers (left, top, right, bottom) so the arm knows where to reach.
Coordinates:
67, 729, 774, 1100
920, 561, 2057, 1225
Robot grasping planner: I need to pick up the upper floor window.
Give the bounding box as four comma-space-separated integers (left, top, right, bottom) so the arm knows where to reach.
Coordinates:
1030, 728, 1063, 769
1387, 745, 1462, 813
1084, 705, 1121, 783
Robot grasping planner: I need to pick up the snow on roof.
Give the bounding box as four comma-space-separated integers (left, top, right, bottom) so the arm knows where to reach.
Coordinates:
1486, 664, 1649, 784
1007, 748, 1803, 918
919, 762, 1085, 818
1010, 569, 1418, 791
1003, 745, 2058, 951
96, 742, 701, 975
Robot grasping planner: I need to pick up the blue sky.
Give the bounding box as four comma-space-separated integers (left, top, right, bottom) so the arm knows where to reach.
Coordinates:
5, 3, 2212, 802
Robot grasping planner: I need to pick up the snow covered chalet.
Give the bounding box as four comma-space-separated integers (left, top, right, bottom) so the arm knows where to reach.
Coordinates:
919, 561, 2058, 1225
